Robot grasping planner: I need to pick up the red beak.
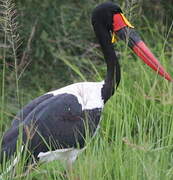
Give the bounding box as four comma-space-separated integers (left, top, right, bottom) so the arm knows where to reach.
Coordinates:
132, 41, 172, 81
113, 13, 172, 82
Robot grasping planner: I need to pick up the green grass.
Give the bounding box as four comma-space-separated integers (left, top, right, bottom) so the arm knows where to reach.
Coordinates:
0, 0, 173, 179
1, 47, 173, 180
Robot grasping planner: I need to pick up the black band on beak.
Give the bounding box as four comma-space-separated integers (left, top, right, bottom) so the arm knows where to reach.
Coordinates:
116, 27, 141, 48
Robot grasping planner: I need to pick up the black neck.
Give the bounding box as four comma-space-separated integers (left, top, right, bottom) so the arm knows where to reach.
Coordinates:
93, 24, 121, 103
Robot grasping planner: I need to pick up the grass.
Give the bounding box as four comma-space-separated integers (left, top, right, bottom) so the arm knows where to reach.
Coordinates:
0, 0, 173, 179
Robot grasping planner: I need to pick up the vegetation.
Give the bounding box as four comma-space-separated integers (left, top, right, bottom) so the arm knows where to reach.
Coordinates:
0, 0, 173, 179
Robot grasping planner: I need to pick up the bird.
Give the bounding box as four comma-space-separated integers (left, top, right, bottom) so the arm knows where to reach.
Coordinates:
0, 1, 172, 172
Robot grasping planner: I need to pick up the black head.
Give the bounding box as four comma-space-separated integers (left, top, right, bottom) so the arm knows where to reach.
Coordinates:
92, 2, 122, 31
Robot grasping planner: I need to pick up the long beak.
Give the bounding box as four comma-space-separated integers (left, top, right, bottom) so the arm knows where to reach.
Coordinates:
112, 13, 172, 82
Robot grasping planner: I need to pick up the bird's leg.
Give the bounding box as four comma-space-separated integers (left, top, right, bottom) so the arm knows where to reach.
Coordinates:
67, 160, 73, 173
64, 161, 80, 180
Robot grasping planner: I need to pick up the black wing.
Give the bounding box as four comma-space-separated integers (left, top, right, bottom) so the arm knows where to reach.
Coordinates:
12, 94, 54, 127
1, 93, 102, 162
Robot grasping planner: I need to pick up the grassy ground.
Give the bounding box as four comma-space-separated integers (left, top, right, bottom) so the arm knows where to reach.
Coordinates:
0, 0, 173, 179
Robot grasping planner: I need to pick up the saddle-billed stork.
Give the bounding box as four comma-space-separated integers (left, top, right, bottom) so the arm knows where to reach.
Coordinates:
0, 2, 172, 170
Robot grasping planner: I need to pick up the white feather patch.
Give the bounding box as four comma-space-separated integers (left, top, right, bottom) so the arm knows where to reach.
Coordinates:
38, 147, 85, 164
46, 81, 104, 110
